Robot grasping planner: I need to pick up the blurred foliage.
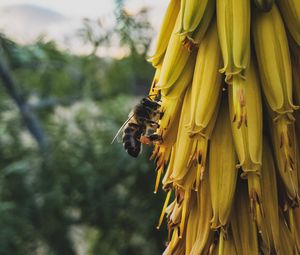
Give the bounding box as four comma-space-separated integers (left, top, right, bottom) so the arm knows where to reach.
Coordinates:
115, 0, 154, 56
78, 18, 111, 55
0, 1, 166, 254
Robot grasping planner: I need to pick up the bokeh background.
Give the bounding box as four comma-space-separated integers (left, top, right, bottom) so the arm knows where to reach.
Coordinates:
0, 0, 168, 254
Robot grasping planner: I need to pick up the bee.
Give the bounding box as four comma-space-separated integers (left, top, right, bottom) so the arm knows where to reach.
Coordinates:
112, 95, 163, 157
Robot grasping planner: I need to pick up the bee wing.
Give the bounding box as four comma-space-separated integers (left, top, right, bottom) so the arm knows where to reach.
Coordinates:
111, 113, 135, 144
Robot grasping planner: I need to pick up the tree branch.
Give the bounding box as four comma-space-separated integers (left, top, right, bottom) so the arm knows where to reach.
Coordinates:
0, 55, 47, 151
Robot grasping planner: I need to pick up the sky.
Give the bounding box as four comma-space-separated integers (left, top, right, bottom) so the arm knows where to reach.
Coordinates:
0, 0, 168, 56
0, 0, 115, 17
0, 0, 166, 18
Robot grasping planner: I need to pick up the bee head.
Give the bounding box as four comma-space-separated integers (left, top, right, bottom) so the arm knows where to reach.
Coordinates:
140, 97, 160, 109
140, 97, 150, 104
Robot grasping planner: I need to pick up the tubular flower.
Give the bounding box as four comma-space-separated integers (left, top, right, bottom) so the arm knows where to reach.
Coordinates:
138, 1, 300, 254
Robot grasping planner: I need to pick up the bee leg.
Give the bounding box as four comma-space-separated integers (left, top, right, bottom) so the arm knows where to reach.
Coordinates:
152, 110, 164, 120
148, 120, 160, 129
140, 135, 151, 145
148, 134, 163, 143
141, 118, 160, 129
159, 111, 164, 119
